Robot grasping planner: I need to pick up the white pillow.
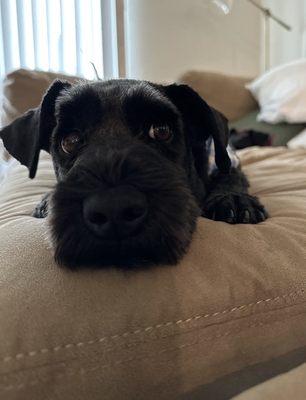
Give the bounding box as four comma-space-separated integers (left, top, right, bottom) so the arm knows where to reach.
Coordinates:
287, 128, 306, 149
246, 59, 306, 124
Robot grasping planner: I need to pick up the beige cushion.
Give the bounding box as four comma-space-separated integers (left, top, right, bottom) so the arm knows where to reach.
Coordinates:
179, 70, 258, 121
0, 147, 306, 399
0, 69, 79, 127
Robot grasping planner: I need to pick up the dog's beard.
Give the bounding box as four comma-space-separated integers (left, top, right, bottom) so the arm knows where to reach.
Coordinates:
48, 160, 200, 268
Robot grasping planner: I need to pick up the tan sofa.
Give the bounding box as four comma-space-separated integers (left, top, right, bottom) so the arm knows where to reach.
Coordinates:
0, 70, 306, 400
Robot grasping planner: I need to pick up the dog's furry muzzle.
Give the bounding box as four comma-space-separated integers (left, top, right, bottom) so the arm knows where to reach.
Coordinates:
49, 145, 200, 268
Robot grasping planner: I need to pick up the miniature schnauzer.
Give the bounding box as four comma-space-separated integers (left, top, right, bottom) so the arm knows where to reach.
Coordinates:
0, 79, 267, 267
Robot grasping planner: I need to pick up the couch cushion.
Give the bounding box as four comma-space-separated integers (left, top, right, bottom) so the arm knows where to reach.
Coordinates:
0, 147, 306, 399
0, 69, 79, 127
179, 70, 258, 121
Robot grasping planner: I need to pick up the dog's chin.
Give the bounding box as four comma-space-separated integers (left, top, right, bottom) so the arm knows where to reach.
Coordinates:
53, 238, 178, 269
50, 216, 198, 269
49, 198, 200, 269
50, 233, 186, 269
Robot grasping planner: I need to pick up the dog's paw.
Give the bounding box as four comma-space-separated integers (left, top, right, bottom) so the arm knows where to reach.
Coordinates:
32, 193, 51, 218
204, 192, 268, 224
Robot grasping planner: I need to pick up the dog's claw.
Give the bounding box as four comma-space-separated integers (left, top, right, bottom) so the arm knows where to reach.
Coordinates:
204, 192, 267, 225
32, 192, 51, 219
242, 209, 250, 223
225, 209, 235, 224
259, 211, 266, 221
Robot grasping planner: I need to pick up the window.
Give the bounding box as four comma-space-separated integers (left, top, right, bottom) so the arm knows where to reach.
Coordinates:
0, 0, 119, 79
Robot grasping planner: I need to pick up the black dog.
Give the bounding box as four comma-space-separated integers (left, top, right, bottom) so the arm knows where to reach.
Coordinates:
0, 79, 267, 267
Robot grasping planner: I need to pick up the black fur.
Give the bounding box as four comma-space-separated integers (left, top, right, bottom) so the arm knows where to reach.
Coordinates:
0, 79, 267, 268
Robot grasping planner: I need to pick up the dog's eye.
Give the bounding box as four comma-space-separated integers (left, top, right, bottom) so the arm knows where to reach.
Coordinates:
149, 125, 172, 141
61, 132, 83, 154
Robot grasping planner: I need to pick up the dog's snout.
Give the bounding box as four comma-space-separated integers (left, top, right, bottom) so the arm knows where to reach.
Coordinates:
83, 186, 147, 239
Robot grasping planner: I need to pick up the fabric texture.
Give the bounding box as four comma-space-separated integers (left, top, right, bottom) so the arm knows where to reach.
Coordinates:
246, 58, 306, 124
0, 147, 306, 399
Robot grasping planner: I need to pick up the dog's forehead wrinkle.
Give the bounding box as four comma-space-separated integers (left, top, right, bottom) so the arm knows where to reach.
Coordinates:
55, 83, 102, 117
123, 82, 180, 121
54, 79, 178, 127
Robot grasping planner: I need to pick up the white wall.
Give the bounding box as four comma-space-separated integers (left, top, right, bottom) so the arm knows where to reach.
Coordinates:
124, 0, 262, 83
263, 0, 305, 69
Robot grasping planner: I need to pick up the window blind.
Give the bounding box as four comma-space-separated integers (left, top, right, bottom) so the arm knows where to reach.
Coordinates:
0, 0, 118, 79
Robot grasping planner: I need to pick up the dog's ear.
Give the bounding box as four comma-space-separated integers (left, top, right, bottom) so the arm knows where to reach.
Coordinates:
164, 84, 231, 174
0, 80, 71, 178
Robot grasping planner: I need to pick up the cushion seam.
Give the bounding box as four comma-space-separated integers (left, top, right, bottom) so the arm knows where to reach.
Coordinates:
1, 314, 306, 393
2, 287, 305, 364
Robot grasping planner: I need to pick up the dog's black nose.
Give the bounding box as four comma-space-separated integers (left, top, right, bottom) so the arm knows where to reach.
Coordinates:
83, 186, 147, 239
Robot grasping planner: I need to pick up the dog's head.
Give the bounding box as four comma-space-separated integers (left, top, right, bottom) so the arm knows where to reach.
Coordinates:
0, 79, 231, 267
